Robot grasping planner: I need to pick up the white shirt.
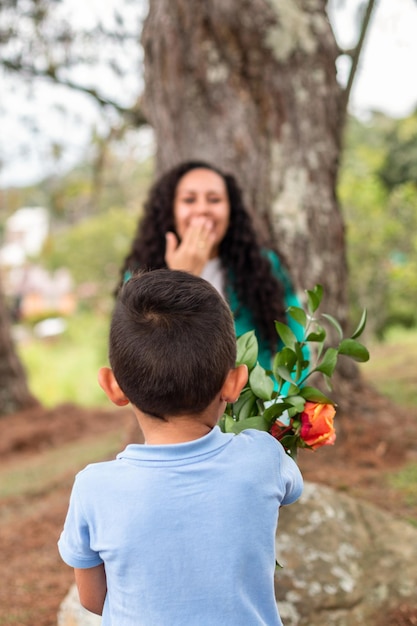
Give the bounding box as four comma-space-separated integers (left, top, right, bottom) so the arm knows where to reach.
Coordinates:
201, 258, 225, 298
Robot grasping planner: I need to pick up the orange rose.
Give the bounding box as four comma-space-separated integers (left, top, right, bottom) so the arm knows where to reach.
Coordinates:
300, 401, 336, 450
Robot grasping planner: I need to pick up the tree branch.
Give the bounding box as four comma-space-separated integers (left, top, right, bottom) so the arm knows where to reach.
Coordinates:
340, 0, 377, 115
2, 59, 148, 127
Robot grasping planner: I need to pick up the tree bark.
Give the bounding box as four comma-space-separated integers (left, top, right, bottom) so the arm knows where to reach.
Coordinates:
0, 279, 39, 417
141, 0, 361, 398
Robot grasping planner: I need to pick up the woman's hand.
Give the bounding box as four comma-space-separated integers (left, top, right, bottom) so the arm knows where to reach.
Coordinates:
165, 217, 217, 275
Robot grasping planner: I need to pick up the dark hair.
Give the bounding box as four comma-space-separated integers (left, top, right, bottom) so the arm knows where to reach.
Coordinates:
109, 269, 236, 418
118, 160, 288, 350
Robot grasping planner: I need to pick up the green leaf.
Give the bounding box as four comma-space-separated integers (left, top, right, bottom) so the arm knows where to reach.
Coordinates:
283, 395, 305, 412
231, 388, 258, 420
338, 338, 370, 362
314, 347, 338, 376
218, 414, 226, 431
275, 365, 296, 384
284, 379, 301, 394
306, 326, 326, 342
278, 433, 301, 458
299, 386, 334, 403
227, 415, 270, 434
351, 309, 367, 340
249, 363, 274, 401
287, 405, 301, 418
275, 322, 297, 348
294, 343, 304, 360
273, 347, 297, 375
236, 331, 258, 369
321, 313, 344, 340
306, 284, 323, 313
222, 414, 238, 433
293, 344, 302, 381
287, 306, 307, 328
262, 401, 294, 423
314, 284, 324, 300
306, 291, 319, 313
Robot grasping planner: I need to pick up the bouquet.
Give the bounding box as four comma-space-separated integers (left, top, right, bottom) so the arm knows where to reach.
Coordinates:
219, 285, 369, 458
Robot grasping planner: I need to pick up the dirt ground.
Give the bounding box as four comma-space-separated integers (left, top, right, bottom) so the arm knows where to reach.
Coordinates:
1, 383, 417, 626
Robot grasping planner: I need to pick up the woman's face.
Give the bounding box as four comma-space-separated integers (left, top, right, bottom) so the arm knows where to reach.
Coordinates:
173, 168, 230, 255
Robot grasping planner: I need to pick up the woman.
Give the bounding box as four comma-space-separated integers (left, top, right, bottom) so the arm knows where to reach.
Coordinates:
118, 160, 305, 371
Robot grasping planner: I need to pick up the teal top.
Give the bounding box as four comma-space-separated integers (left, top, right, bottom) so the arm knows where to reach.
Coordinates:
225, 250, 306, 372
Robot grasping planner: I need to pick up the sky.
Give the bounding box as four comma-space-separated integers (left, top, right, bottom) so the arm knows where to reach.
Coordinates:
1, 0, 417, 188
330, 0, 417, 119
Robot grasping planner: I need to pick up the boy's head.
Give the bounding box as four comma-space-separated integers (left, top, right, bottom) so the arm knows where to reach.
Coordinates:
104, 269, 239, 418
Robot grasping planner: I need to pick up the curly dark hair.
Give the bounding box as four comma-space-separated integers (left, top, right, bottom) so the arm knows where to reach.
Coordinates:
118, 160, 289, 351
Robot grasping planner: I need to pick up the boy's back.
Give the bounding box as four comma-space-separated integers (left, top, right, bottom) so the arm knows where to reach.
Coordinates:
59, 427, 302, 625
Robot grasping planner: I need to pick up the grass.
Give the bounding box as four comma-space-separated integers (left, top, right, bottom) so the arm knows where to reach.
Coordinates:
388, 464, 417, 506
387, 462, 417, 528
360, 326, 417, 409
359, 327, 417, 525
0, 611, 37, 625
16, 310, 111, 407
0, 431, 122, 500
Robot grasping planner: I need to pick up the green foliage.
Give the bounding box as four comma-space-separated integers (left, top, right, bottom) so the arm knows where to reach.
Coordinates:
219, 285, 369, 457
388, 462, 417, 499
45, 153, 154, 220
361, 327, 417, 408
34, 156, 154, 310
41, 207, 138, 308
378, 112, 417, 190
340, 113, 417, 338
388, 463, 417, 523
17, 312, 110, 407
0, 433, 121, 499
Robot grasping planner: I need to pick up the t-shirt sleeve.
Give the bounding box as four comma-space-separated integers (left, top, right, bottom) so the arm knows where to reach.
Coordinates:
277, 441, 304, 505
272, 437, 304, 505
58, 473, 103, 569
246, 429, 304, 506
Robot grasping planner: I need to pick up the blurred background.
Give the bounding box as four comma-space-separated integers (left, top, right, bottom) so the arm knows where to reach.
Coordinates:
0, 0, 416, 409
2, 3, 417, 625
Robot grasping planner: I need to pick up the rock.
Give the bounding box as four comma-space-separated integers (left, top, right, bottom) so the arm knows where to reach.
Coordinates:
57, 585, 101, 626
275, 482, 417, 625
57, 482, 417, 625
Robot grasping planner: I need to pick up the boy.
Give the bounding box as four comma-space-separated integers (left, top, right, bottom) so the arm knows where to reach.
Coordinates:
58, 269, 303, 625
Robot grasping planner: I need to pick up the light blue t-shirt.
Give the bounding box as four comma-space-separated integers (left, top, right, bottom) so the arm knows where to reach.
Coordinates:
58, 426, 303, 626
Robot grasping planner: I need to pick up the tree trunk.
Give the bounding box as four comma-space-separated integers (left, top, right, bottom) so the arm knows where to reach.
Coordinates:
141, 0, 360, 399
0, 279, 39, 416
